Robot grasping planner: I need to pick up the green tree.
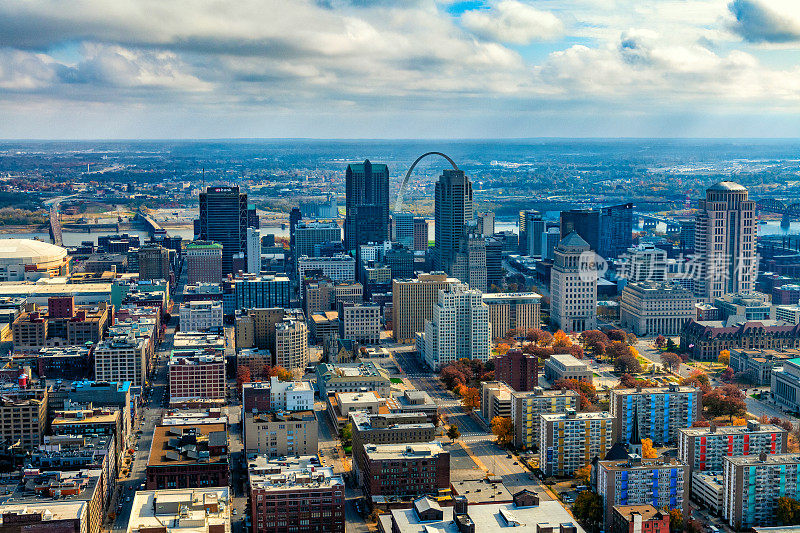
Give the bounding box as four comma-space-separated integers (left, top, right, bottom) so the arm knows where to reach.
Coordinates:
665, 338, 678, 352
573, 491, 603, 530
446, 425, 461, 442
339, 423, 352, 447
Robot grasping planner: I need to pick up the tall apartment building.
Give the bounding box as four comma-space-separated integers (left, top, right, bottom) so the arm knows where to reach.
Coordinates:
338, 302, 380, 344
168, 351, 226, 404
392, 273, 459, 342
519, 210, 545, 256
678, 421, 787, 473
94, 334, 148, 387
361, 442, 450, 500
540, 410, 614, 476
246, 227, 262, 274
450, 227, 487, 292
297, 254, 356, 283
599, 203, 633, 260
422, 283, 491, 371
610, 385, 702, 444
550, 232, 598, 332
413, 217, 428, 251
511, 388, 580, 450
494, 349, 538, 392
345, 160, 389, 252
597, 458, 689, 529
434, 169, 472, 274
482, 292, 542, 339
620, 281, 695, 336
618, 244, 667, 282
0, 385, 49, 450
249, 455, 345, 533
294, 221, 342, 258
199, 186, 248, 275
694, 182, 757, 302
184, 241, 223, 284
723, 453, 800, 529
138, 243, 170, 282
179, 300, 223, 332
274, 317, 309, 371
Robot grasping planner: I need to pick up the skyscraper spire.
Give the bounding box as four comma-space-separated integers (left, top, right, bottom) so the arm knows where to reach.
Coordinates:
629, 401, 642, 458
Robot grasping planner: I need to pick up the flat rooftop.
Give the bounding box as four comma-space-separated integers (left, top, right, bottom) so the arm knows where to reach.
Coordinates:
147, 423, 228, 467
363, 442, 446, 461
726, 453, 800, 466
248, 455, 343, 491
127, 488, 230, 533
679, 423, 785, 437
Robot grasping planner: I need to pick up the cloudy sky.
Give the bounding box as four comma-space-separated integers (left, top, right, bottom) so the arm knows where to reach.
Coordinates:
1, 0, 799, 138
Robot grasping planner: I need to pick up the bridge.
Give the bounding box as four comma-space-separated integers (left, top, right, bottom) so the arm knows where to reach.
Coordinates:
136, 210, 168, 237
755, 198, 800, 218
48, 203, 62, 246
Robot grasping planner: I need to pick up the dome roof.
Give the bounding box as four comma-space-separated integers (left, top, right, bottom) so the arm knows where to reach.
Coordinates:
0, 239, 67, 262
708, 181, 746, 192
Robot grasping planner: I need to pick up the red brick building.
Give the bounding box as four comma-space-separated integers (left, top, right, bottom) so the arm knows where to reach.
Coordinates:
146, 423, 229, 490
168, 351, 225, 405
494, 349, 538, 391
361, 442, 449, 500
610, 505, 670, 533
248, 455, 345, 533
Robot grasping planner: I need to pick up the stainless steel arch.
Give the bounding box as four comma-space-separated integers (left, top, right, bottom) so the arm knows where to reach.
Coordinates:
394, 152, 459, 212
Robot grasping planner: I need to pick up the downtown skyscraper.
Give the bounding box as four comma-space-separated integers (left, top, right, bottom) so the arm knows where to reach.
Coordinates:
345, 160, 389, 252
199, 186, 248, 275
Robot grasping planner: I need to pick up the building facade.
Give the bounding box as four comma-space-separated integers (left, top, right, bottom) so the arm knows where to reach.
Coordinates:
544, 353, 592, 383
391, 273, 459, 342
540, 410, 613, 476
199, 186, 248, 275
338, 302, 380, 344
481, 292, 542, 339
511, 388, 580, 450
723, 453, 800, 529
345, 160, 389, 252
681, 320, 800, 361
179, 300, 223, 333
184, 241, 223, 284
361, 442, 450, 501
678, 421, 787, 473
274, 317, 309, 371
550, 232, 598, 332
620, 281, 695, 336
610, 385, 702, 444
493, 349, 538, 392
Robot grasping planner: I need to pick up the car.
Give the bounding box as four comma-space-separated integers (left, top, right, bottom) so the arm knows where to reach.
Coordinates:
507, 454, 512, 459
126, 497, 131, 502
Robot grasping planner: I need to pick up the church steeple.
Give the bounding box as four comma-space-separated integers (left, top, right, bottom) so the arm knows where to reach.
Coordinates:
629, 402, 642, 457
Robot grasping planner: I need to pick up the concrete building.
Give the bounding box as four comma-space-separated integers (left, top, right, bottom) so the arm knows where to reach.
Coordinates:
597, 458, 689, 529
544, 353, 592, 383
223, 274, 291, 316
184, 241, 223, 284
391, 389, 438, 424
146, 423, 229, 490
481, 381, 513, 423
127, 488, 230, 533
776, 304, 800, 325
421, 283, 491, 371
274, 317, 308, 371
315, 361, 391, 397
0, 385, 48, 450
138, 243, 171, 282
434, 169, 473, 275
519, 210, 545, 257
730, 348, 794, 385
494, 349, 538, 392
620, 281, 695, 336
774, 284, 800, 305
0, 239, 70, 281
511, 387, 580, 450
691, 470, 724, 515
723, 453, 800, 529
248, 455, 345, 533
179, 300, 223, 333
391, 273, 459, 342
246, 227, 262, 274
94, 334, 148, 387
304, 279, 362, 316
694, 182, 757, 302
309, 310, 338, 344
714, 291, 772, 321
337, 302, 380, 344
450, 227, 487, 292
243, 410, 318, 457
771, 357, 800, 412
618, 244, 667, 283
361, 442, 449, 501
550, 232, 598, 333
481, 292, 542, 339
413, 218, 428, 252
678, 421, 787, 473
351, 411, 435, 481
168, 351, 226, 404
540, 410, 614, 476
297, 255, 356, 283
294, 221, 342, 258
610, 385, 702, 444
599, 203, 634, 260
51, 406, 124, 460
234, 307, 287, 352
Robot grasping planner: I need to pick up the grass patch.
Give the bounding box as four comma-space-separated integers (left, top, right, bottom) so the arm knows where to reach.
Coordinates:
343, 446, 352, 454
390, 378, 403, 384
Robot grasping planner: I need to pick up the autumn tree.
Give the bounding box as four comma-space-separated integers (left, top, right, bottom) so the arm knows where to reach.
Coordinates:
669, 509, 683, 532
526, 328, 553, 346
461, 387, 480, 412
270, 366, 293, 381
573, 491, 603, 529
236, 365, 251, 391
574, 464, 592, 486
606, 341, 632, 361
614, 353, 642, 374
661, 352, 682, 372
554, 378, 598, 409
491, 416, 514, 446
447, 425, 461, 442
703, 383, 746, 421
641, 438, 658, 459
680, 370, 711, 393
552, 330, 572, 348
777, 496, 800, 525
605, 329, 628, 342
495, 343, 512, 355
718, 349, 731, 366
654, 335, 666, 348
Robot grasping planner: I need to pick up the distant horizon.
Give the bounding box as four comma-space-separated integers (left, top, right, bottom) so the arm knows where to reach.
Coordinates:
3, 137, 800, 142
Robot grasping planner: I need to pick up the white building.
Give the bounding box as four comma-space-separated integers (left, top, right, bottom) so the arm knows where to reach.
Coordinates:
618, 243, 667, 283
620, 281, 695, 336
267, 376, 314, 411
127, 487, 230, 533
776, 305, 800, 325
94, 333, 148, 387
338, 302, 381, 344
179, 300, 223, 333
275, 317, 309, 371
297, 254, 356, 283
246, 227, 262, 274
550, 232, 597, 332
421, 283, 491, 371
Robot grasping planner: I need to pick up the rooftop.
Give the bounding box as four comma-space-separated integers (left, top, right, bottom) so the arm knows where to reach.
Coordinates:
248, 455, 343, 491
708, 181, 747, 192
679, 422, 785, 437
0, 239, 67, 261
725, 452, 800, 466
363, 442, 446, 461
599, 457, 685, 471
147, 424, 228, 467
127, 488, 230, 533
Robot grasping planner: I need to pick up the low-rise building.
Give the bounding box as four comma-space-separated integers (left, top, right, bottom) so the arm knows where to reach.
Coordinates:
714, 292, 773, 321
771, 357, 800, 413
481, 381, 513, 422
236, 348, 272, 378
610, 505, 669, 533
51, 406, 125, 460
327, 391, 385, 429
127, 487, 230, 533
362, 442, 449, 501
0, 385, 49, 450
309, 311, 338, 343
619, 281, 695, 336
146, 424, 229, 490
248, 455, 345, 533
544, 353, 592, 383
776, 304, 800, 325
730, 348, 795, 385
243, 410, 318, 457
351, 411, 435, 481
391, 389, 438, 424
315, 361, 391, 397
723, 453, 800, 529
678, 421, 788, 473
681, 320, 800, 362
540, 410, 614, 476
511, 387, 580, 450
691, 471, 723, 515
0, 501, 87, 533
179, 300, 223, 333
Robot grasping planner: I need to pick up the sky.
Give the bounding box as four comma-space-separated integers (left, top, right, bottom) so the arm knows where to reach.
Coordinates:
1, 0, 800, 139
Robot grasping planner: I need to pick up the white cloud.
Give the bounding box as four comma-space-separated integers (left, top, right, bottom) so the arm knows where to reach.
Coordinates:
461, 1, 564, 44
728, 0, 800, 43
0, 49, 59, 90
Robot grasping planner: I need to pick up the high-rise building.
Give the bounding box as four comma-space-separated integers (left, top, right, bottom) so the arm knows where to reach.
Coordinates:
476, 211, 495, 237
694, 182, 757, 302
485, 237, 504, 288
550, 232, 597, 332
599, 203, 633, 259
94, 335, 148, 387
434, 169, 472, 274
391, 212, 414, 248
199, 186, 248, 275
451, 227, 487, 292
246, 227, 262, 274
619, 243, 667, 283
345, 160, 389, 251
391, 273, 459, 342
294, 221, 342, 258
274, 316, 309, 371
289, 207, 302, 251
421, 283, 491, 370
511, 388, 579, 450
168, 351, 225, 404
494, 349, 538, 392
184, 241, 223, 284
413, 218, 428, 251
338, 302, 381, 344
223, 274, 291, 316
619, 281, 695, 336
560, 209, 601, 253
519, 210, 546, 257
680, 220, 695, 253
610, 384, 702, 444
540, 410, 614, 476
678, 421, 788, 473
297, 254, 356, 283
723, 453, 800, 529
542, 227, 561, 260
482, 292, 542, 339
137, 243, 170, 282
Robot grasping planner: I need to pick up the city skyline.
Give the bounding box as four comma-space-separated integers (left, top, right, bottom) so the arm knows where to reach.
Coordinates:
0, 1, 799, 138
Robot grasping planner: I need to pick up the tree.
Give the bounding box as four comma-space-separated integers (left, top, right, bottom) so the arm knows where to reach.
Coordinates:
718, 349, 730, 366
446, 425, 460, 442
573, 491, 603, 528
668, 509, 683, 532
720, 367, 734, 382
555, 378, 598, 410
606, 341, 632, 361
777, 496, 800, 525
339, 423, 352, 447
703, 383, 746, 421
553, 344, 584, 359
665, 338, 678, 352
552, 330, 572, 348
641, 438, 657, 459
614, 353, 642, 374
618, 373, 657, 389
661, 352, 682, 372
461, 387, 480, 412
441, 365, 467, 390
236, 365, 251, 391
495, 343, 512, 355
654, 335, 666, 349
526, 328, 553, 346
574, 464, 592, 486
605, 329, 628, 342
680, 370, 711, 393
491, 416, 514, 446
